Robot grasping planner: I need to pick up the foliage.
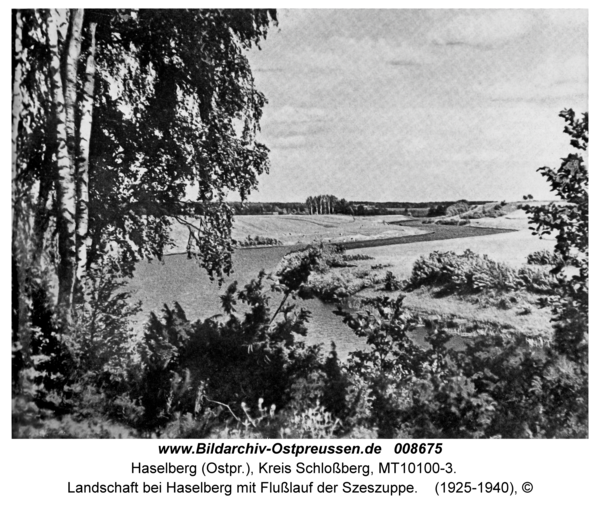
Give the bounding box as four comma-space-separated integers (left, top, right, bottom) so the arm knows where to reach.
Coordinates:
523, 109, 588, 418
524, 109, 588, 316
235, 235, 283, 247
383, 271, 401, 291
135, 262, 331, 430
435, 218, 471, 226
278, 245, 383, 302
371, 263, 393, 270
444, 200, 470, 216
527, 249, 564, 266
342, 253, 375, 262
408, 250, 554, 295
300, 270, 380, 302
12, 8, 277, 416
12, 7, 277, 331
331, 293, 585, 438
305, 194, 340, 215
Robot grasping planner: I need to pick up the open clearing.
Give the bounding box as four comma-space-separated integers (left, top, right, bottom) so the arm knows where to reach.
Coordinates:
168, 214, 424, 253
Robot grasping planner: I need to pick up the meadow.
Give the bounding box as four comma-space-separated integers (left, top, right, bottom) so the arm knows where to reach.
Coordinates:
167, 214, 422, 253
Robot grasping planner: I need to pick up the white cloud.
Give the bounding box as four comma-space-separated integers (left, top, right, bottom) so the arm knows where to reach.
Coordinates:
429, 11, 536, 47
268, 134, 307, 149
542, 9, 587, 28
476, 54, 587, 101
280, 36, 434, 72
263, 106, 326, 125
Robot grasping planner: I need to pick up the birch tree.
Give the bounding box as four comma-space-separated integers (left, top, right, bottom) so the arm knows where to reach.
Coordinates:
12, 8, 276, 337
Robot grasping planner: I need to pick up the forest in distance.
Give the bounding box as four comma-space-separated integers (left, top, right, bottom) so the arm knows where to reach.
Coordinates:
12, 9, 588, 438
227, 198, 494, 217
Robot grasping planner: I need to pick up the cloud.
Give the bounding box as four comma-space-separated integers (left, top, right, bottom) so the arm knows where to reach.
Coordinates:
387, 60, 420, 67
330, 36, 431, 65
262, 106, 326, 125
542, 9, 587, 28
429, 11, 536, 48
261, 106, 329, 149
268, 134, 307, 149
277, 36, 434, 73
477, 55, 587, 102
255, 67, 285, 73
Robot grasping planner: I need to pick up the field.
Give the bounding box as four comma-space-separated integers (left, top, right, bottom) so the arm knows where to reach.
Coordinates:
356, 211, 547, 275
167, 214, 422, 253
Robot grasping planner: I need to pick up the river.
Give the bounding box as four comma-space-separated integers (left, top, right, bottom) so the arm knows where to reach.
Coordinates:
127, 221, 524, 357
128, 246, 365, 357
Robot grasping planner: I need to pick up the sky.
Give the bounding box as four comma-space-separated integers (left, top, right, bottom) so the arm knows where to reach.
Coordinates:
243, 9, 588, 203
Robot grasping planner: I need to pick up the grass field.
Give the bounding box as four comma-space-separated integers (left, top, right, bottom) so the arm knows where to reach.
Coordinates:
167, 214, 425, 253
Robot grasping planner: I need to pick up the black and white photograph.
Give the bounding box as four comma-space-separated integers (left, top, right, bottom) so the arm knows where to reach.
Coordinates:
11, 8, 588, 440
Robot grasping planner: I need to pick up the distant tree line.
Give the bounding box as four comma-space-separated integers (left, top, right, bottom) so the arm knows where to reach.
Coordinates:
228, 198, 492, 217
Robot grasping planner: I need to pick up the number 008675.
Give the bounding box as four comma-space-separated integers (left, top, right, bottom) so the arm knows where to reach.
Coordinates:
394, 443, 443, 454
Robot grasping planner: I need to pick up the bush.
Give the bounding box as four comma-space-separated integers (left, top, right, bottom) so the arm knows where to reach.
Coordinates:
300, 270, 379, 302
445, 200, 470, 216
527, 249, 563, 266
371, 263, 393, 270
135, 258, 341, 431
408, 250, 554, 295
436, 218, 470, 226
383, 271, 401, 291
235, 235, 283, 247
342, 253, 374, 262
335, 295, 585, 438
277, 246, 382, 302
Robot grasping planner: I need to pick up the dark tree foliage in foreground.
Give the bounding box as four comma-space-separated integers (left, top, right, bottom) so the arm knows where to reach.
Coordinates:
525, 109, 588, 363
12, 8, 276, 404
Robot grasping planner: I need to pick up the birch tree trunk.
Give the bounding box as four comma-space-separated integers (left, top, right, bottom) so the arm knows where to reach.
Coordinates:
48, 9, 79, 321
12, 10, 31, 357
64, 9, 83, 162
76, 21, 97, 283
12, 11, 23, 187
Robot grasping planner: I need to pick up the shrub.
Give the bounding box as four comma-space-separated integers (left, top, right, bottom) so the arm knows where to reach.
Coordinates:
342, 253, 374, 262
136, 264, 332, 430
445, 200, 470, 216
371, 263, 393, 270
278, 246, 381, 302
408, 250, 554, 295
335, 295, 585, 438
436, 218, 470, 226
527, 249, 563, 266
235, 235, 283, 247
383, 271, 401, 291
301, 270, 379, 302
